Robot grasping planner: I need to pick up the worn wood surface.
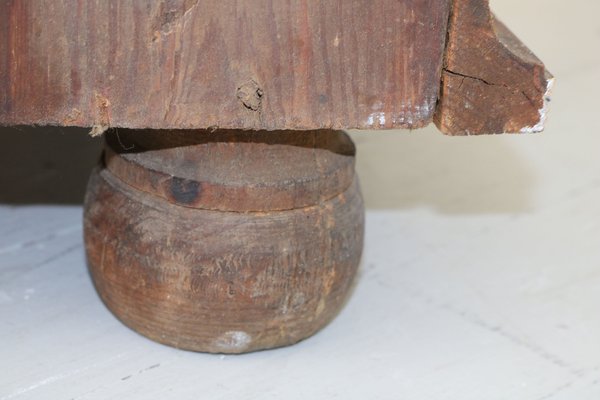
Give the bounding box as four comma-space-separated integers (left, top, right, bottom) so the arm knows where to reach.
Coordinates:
0, 0, 450, 130
84, 130, 364, 353
0, 0, 553, 134
434, 0, 554, 135
104, 129, 356, 211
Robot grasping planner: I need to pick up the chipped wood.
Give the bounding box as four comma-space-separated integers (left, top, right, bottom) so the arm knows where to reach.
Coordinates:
434, 0, 554, 135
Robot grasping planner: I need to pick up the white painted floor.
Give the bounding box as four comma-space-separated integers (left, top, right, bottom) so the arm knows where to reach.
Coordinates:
1, 0, 599, 398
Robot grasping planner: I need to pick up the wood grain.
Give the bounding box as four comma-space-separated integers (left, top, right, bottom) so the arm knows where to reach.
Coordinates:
103, 129, 356, 212
434, 0, 554, 135
0, 0, 450, 130
84, 130, 364, 353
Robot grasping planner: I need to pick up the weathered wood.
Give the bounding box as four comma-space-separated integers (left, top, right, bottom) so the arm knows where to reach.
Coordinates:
0, 0, 553, 134
103, 129, 356, 211
84, 130, 364, 353
434, 0, 554, 135
3, 0, 555, 354
0, 0, 451, 130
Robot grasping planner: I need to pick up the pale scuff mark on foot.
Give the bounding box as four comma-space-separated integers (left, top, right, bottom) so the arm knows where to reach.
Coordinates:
315, 297, 326, 317
212, 331, 252, 353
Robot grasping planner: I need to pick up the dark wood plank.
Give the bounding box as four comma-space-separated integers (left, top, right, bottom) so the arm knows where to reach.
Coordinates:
0, 0, 451, 131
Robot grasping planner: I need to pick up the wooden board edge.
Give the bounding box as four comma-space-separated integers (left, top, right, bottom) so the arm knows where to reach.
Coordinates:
434, 0, 554, 135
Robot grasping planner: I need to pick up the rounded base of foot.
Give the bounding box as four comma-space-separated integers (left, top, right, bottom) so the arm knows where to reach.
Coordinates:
83, 129, 364, 353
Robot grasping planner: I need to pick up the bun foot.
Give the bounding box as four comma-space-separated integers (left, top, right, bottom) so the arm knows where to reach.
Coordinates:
83, 129, 364, 353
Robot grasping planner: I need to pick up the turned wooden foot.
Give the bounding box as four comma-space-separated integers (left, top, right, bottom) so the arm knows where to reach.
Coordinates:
83, 129, 364, 353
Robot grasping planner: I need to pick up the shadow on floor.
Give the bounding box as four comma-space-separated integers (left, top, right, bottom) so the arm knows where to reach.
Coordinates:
0, 126, 102, 205
0, 125, 536, 214
350, 126, 537, 214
